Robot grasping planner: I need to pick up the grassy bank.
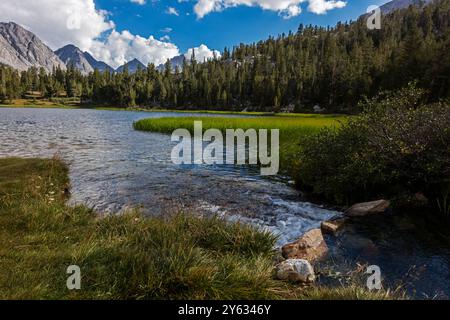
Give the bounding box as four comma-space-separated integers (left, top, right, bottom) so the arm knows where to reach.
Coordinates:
0, 99, 80, 109
133, 115, 347, 176
1, 99, 347, 117
0, 157, 281, 299
0, 157, 395, 300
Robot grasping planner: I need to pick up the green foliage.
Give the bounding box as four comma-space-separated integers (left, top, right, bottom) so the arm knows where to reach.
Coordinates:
134, 115, 345, 176
0, 157, 281, 300
297, 84, 450, 213
0, 157, 400, 300
1, 0, 449, 110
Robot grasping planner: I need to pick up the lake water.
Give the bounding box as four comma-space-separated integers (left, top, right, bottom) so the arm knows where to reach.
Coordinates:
0, 108, 339, 246
1, 107, 449, 299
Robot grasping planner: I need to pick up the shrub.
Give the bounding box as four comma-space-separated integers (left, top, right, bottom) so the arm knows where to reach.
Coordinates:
297, 84, 450, 214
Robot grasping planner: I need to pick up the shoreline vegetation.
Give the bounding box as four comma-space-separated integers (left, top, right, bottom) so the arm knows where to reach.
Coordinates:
0, 99, 347, 117
0, 157, 396, 300
2, 1, 449, 114
135, 84, 450, 218
133, 115, 346, 180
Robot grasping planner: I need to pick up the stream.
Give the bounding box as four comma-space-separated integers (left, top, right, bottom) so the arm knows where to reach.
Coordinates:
1, 107, 449, 299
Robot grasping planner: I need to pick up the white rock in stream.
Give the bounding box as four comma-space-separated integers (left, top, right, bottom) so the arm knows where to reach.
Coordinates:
276, 259, 316, 283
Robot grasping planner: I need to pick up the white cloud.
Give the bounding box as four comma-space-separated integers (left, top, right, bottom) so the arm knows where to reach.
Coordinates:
0, 0, 183, 69
282, 4, 302, 19
90, 31, 180, 68
166, 7, 180, 16
185, 44, 221, 62
193, 0, 346, 19
0, 0, 113, 50
130, 0, 146, 5
308, 0, 346, 14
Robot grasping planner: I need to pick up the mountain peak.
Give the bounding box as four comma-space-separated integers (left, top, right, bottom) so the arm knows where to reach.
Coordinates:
55, 44, 93, 75
380, 0, 435, 14
116, 58, 145, 73
83, 51, 114, 73
157, 55, 186, 72
55, 44, 114, 74
58, 44, 79, 51
0, 21, 66, 72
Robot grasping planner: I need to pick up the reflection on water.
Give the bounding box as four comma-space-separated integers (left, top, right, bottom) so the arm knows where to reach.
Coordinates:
1, 108, 449, 299
322, 213, 450, 299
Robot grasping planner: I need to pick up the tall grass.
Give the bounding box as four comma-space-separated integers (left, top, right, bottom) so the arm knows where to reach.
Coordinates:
134, 115, 346, 176
0, 157, 281, 299
0, 157, 399, 300
133, 115, 345, 134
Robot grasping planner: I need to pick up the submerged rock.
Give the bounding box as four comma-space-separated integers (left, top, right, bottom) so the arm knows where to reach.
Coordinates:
345, 200, 390, 217
282, 228, 328, 262
276, 259, 316, 283
321, 218, 347, 235
340, 234, 379, 256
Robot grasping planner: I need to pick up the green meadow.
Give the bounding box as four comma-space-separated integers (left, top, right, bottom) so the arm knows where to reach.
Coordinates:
134, 115, 347, 177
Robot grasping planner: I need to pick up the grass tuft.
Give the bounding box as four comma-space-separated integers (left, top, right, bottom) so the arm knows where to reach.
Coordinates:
0, 157, 396, 300
0, 158, 279, 299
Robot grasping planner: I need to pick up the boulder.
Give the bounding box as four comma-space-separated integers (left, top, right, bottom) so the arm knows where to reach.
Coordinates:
345, 200, 390, 217
414, 192, 429, 206
276, 259, 316, 283
321, 218, 347, 235
282, 228, 328, 261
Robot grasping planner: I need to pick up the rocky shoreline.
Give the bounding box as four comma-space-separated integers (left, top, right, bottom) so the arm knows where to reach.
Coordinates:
276, 200, 391, 284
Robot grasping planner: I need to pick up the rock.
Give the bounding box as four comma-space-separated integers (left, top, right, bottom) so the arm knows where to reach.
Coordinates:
0, 22, 66, 72
414, 192, 429, 205
321, 218, 347, 235
345, 200, 390, 217
276, 259, 316, 283
282, 228, 328, 261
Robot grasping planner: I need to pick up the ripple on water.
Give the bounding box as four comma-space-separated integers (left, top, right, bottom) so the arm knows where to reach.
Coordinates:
1, 108, 450, 298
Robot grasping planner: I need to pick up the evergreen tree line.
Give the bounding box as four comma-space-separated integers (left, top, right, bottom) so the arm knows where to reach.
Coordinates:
1, 0, 449, 112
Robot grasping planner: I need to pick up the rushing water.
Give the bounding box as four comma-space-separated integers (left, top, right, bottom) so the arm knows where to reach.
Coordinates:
0, 108, 338, 245
1, 108, 449, 299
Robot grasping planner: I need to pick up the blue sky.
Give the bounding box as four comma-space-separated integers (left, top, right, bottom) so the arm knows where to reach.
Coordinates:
0, 0, 392, 68
96, 0, 391, 52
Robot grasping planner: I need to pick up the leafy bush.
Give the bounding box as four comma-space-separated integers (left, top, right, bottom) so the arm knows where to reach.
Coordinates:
297, 84, 450, 213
